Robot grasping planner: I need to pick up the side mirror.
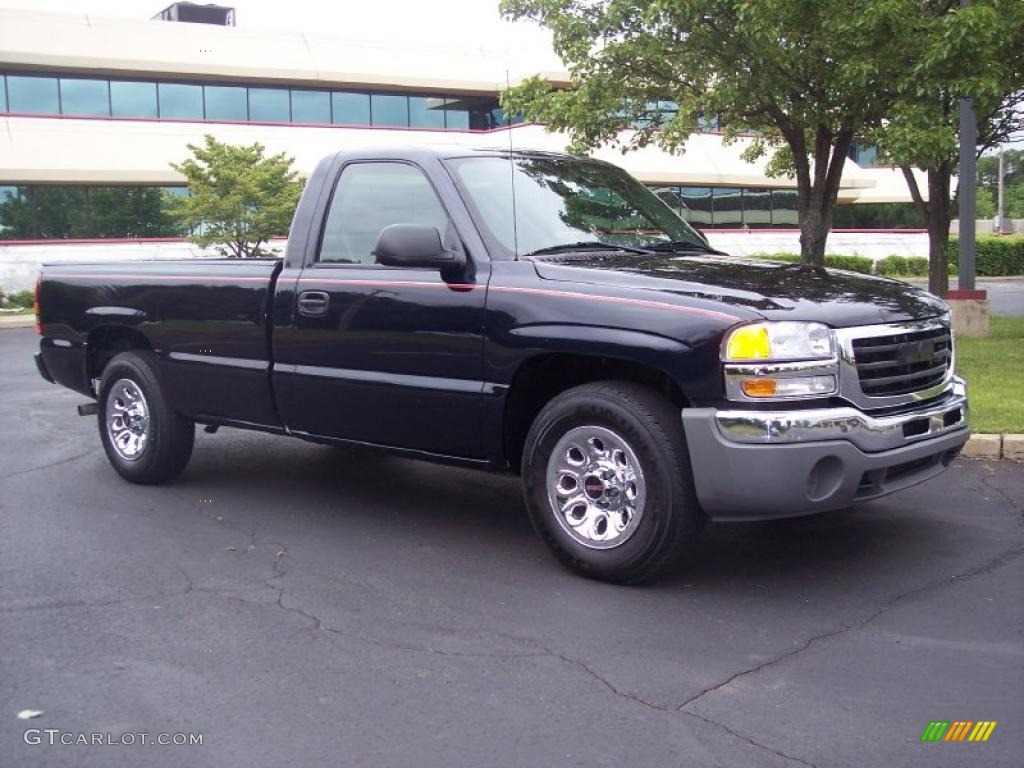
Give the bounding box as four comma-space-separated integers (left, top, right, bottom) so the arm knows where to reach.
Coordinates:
374, 224, 465, 271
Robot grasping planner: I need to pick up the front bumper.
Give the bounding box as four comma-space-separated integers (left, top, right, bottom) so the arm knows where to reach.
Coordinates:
682, 379, 970, 520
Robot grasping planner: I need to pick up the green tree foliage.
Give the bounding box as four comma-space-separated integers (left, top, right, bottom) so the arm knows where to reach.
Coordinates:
169, 135, 305, 258
500, 0, 917, 265
0, 186, 176, 239
871, 1, 1024, 295
978, 149, 1024, 219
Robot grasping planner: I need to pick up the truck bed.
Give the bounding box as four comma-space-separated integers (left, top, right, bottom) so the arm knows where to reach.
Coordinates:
38, 258, 283, 427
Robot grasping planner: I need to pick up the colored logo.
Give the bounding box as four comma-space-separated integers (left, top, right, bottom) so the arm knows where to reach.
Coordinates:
920, 721, 997, 742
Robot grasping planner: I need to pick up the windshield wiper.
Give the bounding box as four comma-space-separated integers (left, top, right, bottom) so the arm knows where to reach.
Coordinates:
643, 240, 728, 256
521, 241, 651, 258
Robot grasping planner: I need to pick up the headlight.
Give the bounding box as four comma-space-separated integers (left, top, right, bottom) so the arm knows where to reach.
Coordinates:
722, 322, 838, 401
723, 321, 834, 362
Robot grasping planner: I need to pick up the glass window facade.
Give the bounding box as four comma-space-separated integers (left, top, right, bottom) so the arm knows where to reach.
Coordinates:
1, 71, 513, 131
409, 95, 446, 128
0, 185, 186, 239
331, 91, 371, 125
7, 75, 60, 114
110, 81, 158, 118
848, 143, 880, 167
248, 87, 290, 122
59, 78, 108, 116
290, 89, 330, 124
203, 85, 247, 121
158, 82, 203, 119
371, 93, 409, 127
650, 185, 923, 229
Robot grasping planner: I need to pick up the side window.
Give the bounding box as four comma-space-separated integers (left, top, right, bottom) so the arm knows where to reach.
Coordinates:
319, 163, 449, 264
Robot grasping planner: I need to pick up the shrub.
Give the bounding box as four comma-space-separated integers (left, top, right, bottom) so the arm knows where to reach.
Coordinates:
746, 252, 873, 275
822, 254, 874, 275
747, 252, 801, 262
949, 236, 1024, 276
6, 289, 34, 308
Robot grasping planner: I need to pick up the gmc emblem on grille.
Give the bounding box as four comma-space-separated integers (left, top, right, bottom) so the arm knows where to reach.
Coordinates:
897, 340, 936, 365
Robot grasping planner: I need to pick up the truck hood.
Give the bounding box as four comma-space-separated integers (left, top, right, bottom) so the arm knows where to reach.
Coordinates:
528, 253, 947, 327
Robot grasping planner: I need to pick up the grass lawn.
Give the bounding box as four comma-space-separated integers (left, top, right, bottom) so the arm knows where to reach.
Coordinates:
955, 316, 1024, 433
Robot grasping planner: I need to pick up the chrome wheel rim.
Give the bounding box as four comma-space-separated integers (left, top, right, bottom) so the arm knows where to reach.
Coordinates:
105, 378, 150, 461
546, 425, 646, 550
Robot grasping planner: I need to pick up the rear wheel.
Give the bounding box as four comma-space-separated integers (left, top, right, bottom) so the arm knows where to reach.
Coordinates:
522, 381, 704, 584
98, 351, 194, 484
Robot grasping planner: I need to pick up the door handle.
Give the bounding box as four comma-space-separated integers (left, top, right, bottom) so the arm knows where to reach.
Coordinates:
297, 290, 330, 317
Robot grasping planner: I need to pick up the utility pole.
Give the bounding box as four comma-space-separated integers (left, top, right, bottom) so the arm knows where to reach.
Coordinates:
957, 0, 976, 291
948, 0, 987, 336
997, 144, 1005, 234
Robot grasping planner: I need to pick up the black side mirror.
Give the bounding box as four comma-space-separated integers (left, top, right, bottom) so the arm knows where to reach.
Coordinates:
374, 224, 465, 271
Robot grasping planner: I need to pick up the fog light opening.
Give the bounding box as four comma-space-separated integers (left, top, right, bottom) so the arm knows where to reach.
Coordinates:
806, 455, 844, 502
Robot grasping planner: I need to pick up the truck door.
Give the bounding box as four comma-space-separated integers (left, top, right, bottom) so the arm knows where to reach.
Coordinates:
273, 159, 488, 459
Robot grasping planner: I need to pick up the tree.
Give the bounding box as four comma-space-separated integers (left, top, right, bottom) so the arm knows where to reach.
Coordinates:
978, 148, 1024, 219
872, 1, 1024, 295
169, 135, 305, 258
499, 0, 914, 265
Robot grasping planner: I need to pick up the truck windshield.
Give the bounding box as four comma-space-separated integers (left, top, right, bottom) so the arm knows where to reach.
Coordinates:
447, 155, 710, 258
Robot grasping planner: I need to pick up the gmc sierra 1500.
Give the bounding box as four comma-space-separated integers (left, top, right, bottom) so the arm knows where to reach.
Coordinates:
35, 147, 969, 582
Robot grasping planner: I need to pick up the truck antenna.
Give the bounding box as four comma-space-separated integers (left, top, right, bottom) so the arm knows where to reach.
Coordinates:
506, 69, 520, 258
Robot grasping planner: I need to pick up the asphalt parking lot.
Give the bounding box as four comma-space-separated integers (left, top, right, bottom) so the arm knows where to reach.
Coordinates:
2, 326, 1022, 768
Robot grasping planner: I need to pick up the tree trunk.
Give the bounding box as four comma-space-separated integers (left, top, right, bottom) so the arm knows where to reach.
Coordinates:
926, 164, 952, 297
792, 126, 852, 266
798, 204, 830, 265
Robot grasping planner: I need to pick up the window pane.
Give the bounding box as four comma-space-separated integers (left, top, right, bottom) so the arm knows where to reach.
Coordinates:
111, 81, 157, 118
204, 85, 247, 121
158, 83, 203, 119
651, 186, 683, 217
291, 89, 330, 124
320, 163, 448, 264
371, 93, 408, 127
743, 188, 771, 227
442, 98, 469, 129
771, 190, 798, 226
678, 187, 713, 227
831, 204, 855, 228
331, 91, 370, 125
712, 187, 742, 228
7, 75, 59, 114
0, 76, 6, 112
59, 78, 109, 116
249, 87, 289, 122
441, 96, 498, 130
409, 95, 445, 128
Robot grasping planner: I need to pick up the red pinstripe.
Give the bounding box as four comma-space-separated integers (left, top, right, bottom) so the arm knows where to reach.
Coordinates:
48, 274, 741, 322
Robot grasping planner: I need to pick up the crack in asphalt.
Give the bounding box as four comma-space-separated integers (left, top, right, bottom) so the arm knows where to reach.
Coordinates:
0, 450, 94, 480
676, 542, 1024, 712
978, 466, 1024, 526
681, 710, 819, 768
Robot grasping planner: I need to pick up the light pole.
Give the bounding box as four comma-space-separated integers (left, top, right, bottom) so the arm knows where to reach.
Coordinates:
997, 144, 1005, 234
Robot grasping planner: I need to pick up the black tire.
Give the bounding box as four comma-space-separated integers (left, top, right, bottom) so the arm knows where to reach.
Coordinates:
522, 380, 704, 584
97, 351, 194, 484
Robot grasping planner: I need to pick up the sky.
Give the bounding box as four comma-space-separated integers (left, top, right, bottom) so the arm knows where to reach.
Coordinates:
0, 0, 555, 55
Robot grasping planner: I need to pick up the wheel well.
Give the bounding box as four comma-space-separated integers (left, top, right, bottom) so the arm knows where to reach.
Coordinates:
86, 326, 152, 391
502, 354, 689, 473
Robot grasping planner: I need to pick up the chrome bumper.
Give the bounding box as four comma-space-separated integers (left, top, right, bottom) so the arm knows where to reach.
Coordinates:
714, 377, 967, 453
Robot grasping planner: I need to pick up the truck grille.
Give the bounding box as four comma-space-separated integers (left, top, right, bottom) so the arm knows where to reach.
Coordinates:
851, 325, 952, 397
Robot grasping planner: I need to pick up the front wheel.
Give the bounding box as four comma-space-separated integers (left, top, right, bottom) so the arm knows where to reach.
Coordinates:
98, 351, 194, 484
522, 381, 704, 584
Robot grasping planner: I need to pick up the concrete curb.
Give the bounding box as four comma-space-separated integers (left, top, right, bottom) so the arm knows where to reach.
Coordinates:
963, 434, 1024, 462
0, 315, 34, 329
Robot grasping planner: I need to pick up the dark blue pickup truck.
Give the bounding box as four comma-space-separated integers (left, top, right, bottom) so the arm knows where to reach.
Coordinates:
35, 147, 969, 582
